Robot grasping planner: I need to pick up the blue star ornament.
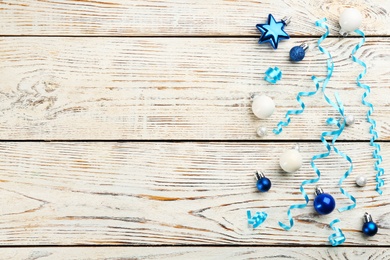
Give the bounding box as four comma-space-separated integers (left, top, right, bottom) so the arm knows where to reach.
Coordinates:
256, 14, 290, 49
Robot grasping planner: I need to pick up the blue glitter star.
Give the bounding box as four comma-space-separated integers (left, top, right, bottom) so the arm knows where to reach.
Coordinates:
256, 14, 290, 49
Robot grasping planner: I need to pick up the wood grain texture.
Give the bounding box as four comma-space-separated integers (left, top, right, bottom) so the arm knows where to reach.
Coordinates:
1, 37, 389, 140
0, 0, 389, 36
0, 142, 388, 245
1, 246, 389, 260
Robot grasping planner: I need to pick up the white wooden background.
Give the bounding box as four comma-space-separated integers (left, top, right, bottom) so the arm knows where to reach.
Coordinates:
0, 0, 389, 259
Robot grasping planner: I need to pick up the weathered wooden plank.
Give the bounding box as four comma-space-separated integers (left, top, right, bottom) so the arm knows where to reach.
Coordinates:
0, 142, 387, 245
1, 246, 389, 260
0, 0, 389, 36
0, 37, 389, 140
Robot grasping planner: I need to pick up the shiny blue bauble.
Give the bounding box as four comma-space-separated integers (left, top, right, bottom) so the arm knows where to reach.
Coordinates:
256, 177, 271, 192
363, 221, 378, 236
313, 193, 336, 215
290, 46, 306, 62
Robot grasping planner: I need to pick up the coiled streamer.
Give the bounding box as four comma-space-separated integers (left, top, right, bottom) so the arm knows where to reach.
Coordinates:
312, 19, 356, 212
273, 18, 330, 135
328, 219, 346, 246
247, 210, 268, 229
278, 18, 355, 230
351, 29, 384, 195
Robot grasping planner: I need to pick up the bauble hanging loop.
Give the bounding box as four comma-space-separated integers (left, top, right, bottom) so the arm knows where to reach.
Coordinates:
339, 8, 363, 36
289, 43, 309, 62
313, 186, 336, 215
255, 171, 272, 192
362, 212, 378, 236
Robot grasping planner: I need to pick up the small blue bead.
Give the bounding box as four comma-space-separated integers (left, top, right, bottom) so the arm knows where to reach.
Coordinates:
363, 221, 378, 236
290, 46, 305, 62
313, 193, 336, 215
256, 177, 271, 192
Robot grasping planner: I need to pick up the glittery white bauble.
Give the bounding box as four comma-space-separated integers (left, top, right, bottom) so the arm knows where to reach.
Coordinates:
257, 126, 267, 137
356, 176, 367, 187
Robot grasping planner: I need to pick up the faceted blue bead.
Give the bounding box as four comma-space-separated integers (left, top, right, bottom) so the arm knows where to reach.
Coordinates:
256, 177, 271, 192
290, 46, 305, 62
362, 221, 378, 236
313, 193, 336, 215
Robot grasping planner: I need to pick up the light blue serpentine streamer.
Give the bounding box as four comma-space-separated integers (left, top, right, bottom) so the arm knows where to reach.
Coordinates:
273, 18, 331, 135
311, 19, 356, 212
351, 29, 384, 195
278, 18, 355, 230
310, 19, 356, 212
328, 219, 346, 246
324, 93, 356, 212
278, 18, 332, 231
278, 123, 336, 230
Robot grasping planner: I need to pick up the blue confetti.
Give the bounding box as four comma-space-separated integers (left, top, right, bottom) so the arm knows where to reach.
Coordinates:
264, 66, 282, 84
247, 210, 268, 229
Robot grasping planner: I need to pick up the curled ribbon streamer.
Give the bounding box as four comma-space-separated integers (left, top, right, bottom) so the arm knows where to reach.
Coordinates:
352, 29, 385, 195
278, 18, 332, 231
327, 93, 356, 212
278, 124, 337, 230
247, 210, 268, 229
273, 18, 331, 135
278, 18, 356, 230
328, 219, 346, 246
273, 87, 319, 135
313, 19, 356, 212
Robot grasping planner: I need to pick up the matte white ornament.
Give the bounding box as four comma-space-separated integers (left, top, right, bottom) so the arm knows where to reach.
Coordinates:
279, 149, 302, 173
251, 95, 275, 119
339, 8, 362, 36
356, 175, 367, 187
257, 126, 267, 137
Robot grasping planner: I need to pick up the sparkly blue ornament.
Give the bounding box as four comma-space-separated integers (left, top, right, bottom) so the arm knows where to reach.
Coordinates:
255, 171, 271, 192
256, 14, 290, 49
290, 43, 308, 62
362, 213, 378, 236
313, 187, 336, 215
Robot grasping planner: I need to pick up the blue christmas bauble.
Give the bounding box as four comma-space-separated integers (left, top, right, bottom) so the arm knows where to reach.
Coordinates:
313, 193, 336, 215
256, 177, 271, 192
290, 46, 305, 62
362, 221, 378, 236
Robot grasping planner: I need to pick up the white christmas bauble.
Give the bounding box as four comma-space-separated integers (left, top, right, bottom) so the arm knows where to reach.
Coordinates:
345, 115, 355, 126
356, 175, 367, 187
256, 126, 267, 137
279, 149, 302, 173
339, 8, 362, 35
252, 95, 275, 119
